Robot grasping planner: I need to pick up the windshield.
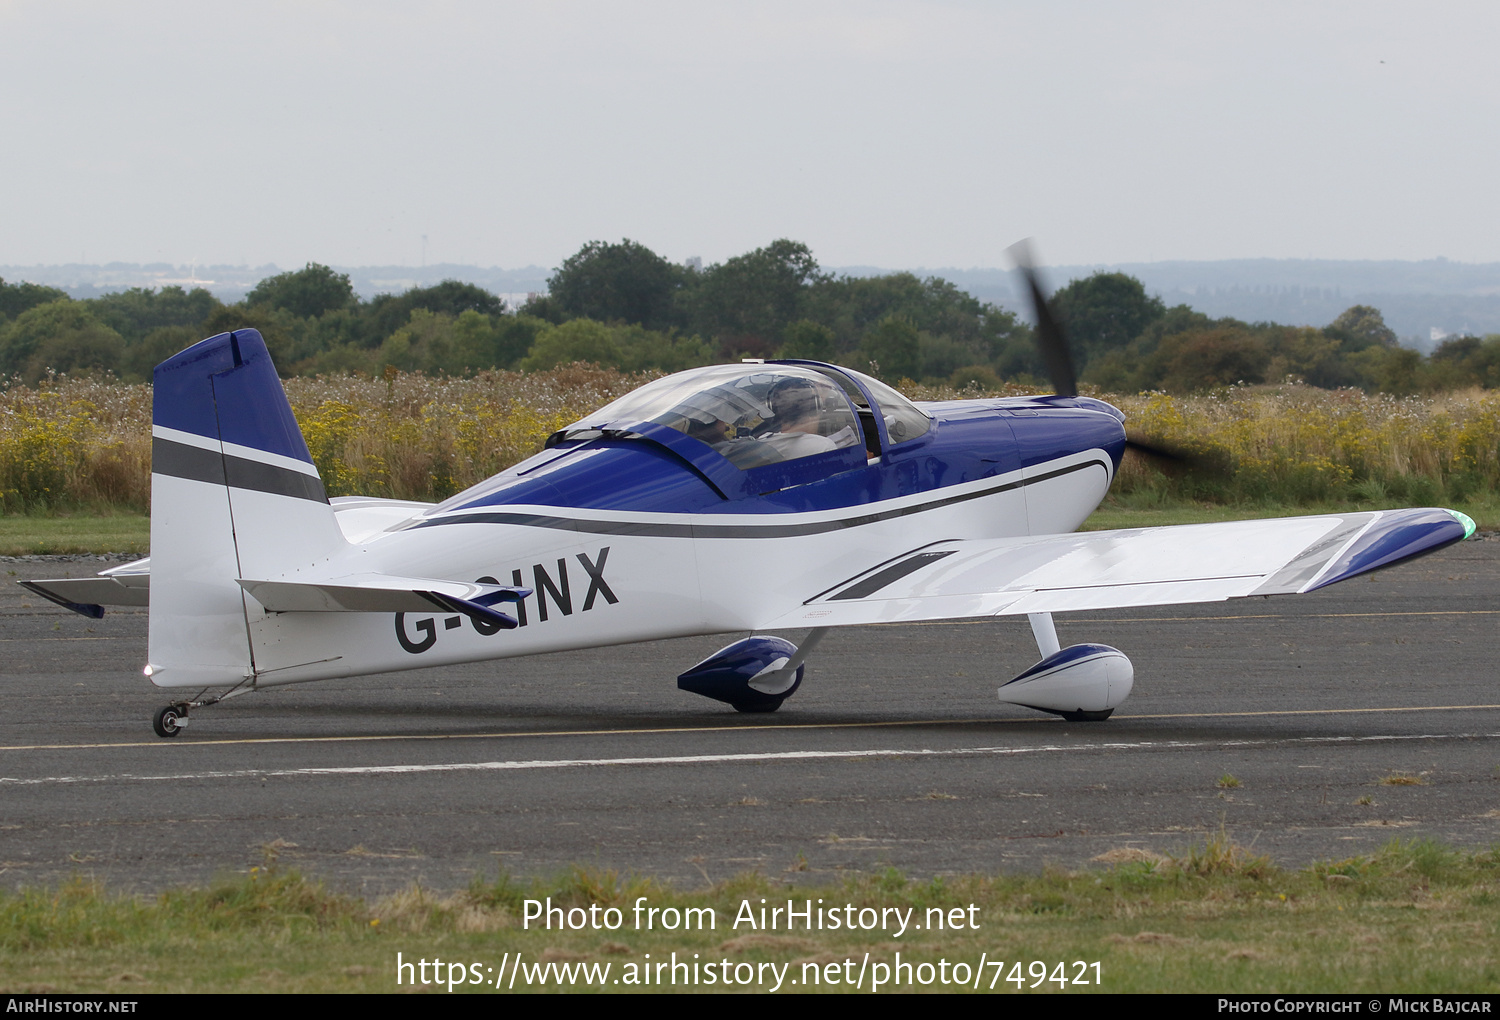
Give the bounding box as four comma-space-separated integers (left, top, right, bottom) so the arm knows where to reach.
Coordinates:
564, 364, 862, 469
840, 368, 932, 443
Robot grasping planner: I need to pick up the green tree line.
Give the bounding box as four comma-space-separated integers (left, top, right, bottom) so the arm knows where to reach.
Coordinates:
2, 241, 1496, 394
1058, 273, 1498, 396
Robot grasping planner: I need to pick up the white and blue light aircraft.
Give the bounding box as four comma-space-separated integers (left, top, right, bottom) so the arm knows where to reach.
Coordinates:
23, 259, 1474, 737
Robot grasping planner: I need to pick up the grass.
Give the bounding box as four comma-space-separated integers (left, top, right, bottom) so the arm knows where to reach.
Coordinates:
3, 368, 1498, 556
0, 511, 149, 556
2, 839, 1497, 993
10, 373, 1500, 518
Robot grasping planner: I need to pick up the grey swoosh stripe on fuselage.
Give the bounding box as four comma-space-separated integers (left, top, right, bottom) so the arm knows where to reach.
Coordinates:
152, 437, 329, 503
410, 458, 1109, 540
828, 549, 960, 600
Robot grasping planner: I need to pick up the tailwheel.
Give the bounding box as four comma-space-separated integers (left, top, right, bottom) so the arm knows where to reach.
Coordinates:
153, 703, 188, 738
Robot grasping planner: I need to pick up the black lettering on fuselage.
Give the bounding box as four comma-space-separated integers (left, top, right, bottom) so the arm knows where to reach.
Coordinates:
395, 613, 437, 653
576, 547, 619, 611
533, 559, 572, 622
394, 547, 616, 652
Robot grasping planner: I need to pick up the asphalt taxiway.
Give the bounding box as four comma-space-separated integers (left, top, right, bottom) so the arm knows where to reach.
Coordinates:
2, 540, 1497, 894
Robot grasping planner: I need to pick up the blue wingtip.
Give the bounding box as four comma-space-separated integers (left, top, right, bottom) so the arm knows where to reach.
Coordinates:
1308, 508, 1469, 591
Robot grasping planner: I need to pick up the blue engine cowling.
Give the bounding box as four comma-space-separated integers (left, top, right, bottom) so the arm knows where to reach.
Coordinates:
678, 636, 804, 714
997, 643, 1134, 722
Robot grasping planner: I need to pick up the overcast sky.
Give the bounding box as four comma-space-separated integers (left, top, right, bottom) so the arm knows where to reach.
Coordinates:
2, 1, 1497, 271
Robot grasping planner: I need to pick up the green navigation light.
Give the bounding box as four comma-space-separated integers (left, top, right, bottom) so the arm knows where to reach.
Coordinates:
1447, 509, 1477, 539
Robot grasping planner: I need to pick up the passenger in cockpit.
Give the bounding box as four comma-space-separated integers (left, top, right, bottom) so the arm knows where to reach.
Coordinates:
683, 413, 732, 448
683, 409, 784, 468
662, 369, 857, 469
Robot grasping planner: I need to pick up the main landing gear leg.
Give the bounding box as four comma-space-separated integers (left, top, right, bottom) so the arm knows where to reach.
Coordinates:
151, 683, 254, 738
1028, 612, 1061, 658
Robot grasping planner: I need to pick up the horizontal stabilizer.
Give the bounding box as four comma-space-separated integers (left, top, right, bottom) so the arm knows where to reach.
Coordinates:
238, 574, 530, 629
763, 508, 1472, 629
21, 559, 152, 617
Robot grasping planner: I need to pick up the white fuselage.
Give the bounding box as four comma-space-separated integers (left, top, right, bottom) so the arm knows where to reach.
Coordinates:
222, 447, 1112, 690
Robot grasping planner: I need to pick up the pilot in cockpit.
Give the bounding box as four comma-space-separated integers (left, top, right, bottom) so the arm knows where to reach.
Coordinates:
755, 376, 841, 459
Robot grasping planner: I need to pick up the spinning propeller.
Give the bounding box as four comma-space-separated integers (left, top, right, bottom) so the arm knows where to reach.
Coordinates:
1005, 239, 1201, 472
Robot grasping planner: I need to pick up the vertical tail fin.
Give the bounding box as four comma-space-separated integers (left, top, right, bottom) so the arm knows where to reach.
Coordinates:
148, 329, 347, 689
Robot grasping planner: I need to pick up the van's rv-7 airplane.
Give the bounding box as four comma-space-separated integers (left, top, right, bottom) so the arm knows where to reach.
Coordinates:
22, 256, 1474, 737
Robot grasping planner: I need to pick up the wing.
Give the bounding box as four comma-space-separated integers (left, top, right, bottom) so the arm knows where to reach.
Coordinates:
760, 508, 1472, 630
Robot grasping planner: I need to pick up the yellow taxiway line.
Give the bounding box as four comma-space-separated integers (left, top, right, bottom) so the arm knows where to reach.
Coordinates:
5, 703, 1500, 753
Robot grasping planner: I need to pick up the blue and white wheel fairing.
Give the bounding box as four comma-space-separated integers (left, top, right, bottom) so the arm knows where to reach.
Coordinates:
678, 636, 805, 713
998, 643, 1134, 721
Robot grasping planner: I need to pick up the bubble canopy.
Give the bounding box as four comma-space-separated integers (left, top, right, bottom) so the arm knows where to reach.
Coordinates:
556, 362, 929, 470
